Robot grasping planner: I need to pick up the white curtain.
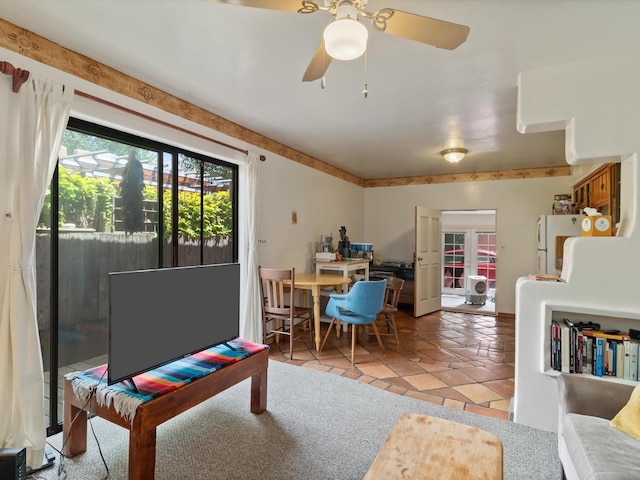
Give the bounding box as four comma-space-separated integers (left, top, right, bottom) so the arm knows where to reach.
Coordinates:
240, 152, 262, 343
0, 74, 73, 468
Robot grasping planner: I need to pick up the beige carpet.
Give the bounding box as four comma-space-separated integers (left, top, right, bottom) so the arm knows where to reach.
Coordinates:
37, 359, 560, 479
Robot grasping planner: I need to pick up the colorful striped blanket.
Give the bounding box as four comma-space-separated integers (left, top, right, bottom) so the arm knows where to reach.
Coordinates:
66, 338, 268, 423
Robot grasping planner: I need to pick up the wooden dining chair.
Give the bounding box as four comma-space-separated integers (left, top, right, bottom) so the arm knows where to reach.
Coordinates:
259, 266, 312, 360
368, 276, 404, 345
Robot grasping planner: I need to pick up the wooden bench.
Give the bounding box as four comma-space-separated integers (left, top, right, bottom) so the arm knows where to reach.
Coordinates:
364, 413, 503, 480
63, 347, 268, 480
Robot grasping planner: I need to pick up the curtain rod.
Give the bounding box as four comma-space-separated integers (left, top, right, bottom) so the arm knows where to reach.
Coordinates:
1, 59, 265, 160
0, 61, 30, 92
75, 91, 266, 162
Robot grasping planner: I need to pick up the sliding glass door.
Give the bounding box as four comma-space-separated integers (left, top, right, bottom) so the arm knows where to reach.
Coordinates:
38, 118, 238, 435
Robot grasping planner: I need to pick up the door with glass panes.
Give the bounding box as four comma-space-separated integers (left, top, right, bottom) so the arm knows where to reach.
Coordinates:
442, 230, 496, 295
38, 119, 238, 435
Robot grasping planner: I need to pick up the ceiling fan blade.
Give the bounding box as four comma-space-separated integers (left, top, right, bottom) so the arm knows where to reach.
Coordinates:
370, 8, 470, 50
208, 0, 320, 14
302, 41, 332, 82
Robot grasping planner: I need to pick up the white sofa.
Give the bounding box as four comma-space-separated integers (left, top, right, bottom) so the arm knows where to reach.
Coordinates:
557, 374, 640, 479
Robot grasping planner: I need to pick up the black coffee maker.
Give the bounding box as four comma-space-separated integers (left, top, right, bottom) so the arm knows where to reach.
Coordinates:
338, 226, 351, 259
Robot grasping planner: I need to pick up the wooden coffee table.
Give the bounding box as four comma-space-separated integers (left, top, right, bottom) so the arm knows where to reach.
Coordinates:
63, 348, 268, 480
364, 413, 503, 480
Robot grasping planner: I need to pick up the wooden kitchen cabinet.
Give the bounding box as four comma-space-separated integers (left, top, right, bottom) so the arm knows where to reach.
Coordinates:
572, 179, 590, 213
590, 167, 609, 208
399, 280, 414, 307
370, 266, 415, 308
572, 163, 620, 226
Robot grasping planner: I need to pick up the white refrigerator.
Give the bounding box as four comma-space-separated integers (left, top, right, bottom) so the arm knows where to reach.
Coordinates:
536, 215, 581, 275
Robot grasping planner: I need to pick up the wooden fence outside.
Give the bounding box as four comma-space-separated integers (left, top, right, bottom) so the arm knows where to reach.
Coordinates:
36, 230, 233, 330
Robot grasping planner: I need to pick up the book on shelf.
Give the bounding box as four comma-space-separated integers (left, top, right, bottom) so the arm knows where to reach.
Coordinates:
575, 330, 584, 374
595, 337, 604, 377
584, 330, 631, 342
548, 324, 640, 380
550, 320, 560, 371
584, 336, 593, 375
616, 341, 625, 378
561, 324, 571, 373
623, 339, 631, 380
630, 341, 639, 381
608, 341, 617, 376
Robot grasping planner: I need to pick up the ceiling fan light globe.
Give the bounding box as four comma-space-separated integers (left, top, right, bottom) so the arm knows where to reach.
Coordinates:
323, 18, 368, 61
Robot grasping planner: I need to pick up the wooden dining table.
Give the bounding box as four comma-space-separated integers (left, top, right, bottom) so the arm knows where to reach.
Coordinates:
285, 273, 351, 351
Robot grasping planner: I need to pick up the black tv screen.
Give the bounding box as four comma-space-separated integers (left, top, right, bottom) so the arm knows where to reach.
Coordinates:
108, 263, 240, 386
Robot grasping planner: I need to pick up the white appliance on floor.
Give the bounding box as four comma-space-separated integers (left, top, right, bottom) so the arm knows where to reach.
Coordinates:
465, 275, 488, 304
536, 214, 581, 275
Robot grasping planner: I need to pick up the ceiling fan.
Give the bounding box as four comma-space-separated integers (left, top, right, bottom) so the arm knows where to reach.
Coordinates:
209, 0, 470, 82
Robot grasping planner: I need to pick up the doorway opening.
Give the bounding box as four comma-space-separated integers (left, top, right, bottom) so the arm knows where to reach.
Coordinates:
441, 210, 496, 315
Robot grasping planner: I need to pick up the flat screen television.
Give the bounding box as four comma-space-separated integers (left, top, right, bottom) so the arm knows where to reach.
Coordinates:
107, 263, 240, 387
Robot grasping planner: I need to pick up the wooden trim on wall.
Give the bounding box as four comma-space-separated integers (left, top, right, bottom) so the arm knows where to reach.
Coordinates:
0, 18, 570, 188
364, 166, 571, 187
0, 18, 362, 186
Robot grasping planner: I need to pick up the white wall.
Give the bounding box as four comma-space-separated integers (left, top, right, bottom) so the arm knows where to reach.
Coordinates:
442, 210, 496, 229
363, 177, 573, 315
2, 46, 575, 318
256, 154, 364, 273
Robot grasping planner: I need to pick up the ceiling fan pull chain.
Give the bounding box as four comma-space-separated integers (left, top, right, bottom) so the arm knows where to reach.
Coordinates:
362, 49, 369, 98
321, 40, 327, 90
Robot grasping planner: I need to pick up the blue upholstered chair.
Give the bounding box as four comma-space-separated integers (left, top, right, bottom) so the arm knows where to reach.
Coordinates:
319, 279, 387, 364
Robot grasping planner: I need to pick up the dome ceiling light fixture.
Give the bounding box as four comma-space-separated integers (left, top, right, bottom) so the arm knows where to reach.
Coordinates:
323, 1, 368, 60
440, 147, 468, 163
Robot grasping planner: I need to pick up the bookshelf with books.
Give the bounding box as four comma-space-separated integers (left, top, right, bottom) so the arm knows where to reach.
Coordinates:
547, 312, 640, 387
517, 281, 640, 434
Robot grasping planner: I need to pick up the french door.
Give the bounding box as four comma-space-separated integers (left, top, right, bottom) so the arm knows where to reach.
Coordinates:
442, 229, 496, 295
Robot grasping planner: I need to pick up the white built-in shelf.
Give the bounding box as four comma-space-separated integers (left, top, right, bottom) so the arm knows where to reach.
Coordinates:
544, 369, 638, 386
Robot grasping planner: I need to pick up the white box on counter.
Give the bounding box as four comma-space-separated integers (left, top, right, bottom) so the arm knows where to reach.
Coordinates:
315, 252, 336, 262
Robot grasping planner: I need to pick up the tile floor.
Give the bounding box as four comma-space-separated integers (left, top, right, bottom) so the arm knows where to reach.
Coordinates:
268, 303, 515, 421
46, 298, 514, 425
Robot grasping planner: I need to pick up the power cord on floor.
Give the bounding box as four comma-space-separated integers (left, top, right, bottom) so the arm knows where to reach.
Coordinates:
49, 368, 111, 479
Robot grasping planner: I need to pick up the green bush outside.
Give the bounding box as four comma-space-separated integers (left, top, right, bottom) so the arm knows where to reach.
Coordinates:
40, 166, 117, 230
40, 167, 232, 238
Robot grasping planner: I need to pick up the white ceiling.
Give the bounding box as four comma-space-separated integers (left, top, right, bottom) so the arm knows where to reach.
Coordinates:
1, 0, 639, 180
